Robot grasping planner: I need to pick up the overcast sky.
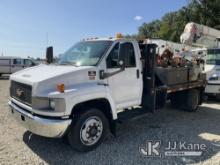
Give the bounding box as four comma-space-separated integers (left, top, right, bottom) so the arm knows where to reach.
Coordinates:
0, 0, 187, 58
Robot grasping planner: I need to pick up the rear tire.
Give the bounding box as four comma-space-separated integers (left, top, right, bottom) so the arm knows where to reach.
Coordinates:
216, 94, 220, 101
170, 89, 199, 112
67, 108, 109, 152
170, 92, 184, 108
184, 89, 199, 112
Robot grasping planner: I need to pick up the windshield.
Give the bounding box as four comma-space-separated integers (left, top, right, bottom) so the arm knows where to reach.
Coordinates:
59, 41, 112, 66
206, 49, 220, 65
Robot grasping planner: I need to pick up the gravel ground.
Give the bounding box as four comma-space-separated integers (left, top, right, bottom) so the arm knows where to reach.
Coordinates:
1, 76, 220, 165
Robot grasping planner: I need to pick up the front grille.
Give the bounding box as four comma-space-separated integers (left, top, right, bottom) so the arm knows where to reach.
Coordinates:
10, 81, 32, 106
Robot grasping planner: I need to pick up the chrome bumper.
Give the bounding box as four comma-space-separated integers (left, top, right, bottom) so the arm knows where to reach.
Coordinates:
205, 84, 220, 94
8, 101, 72, 138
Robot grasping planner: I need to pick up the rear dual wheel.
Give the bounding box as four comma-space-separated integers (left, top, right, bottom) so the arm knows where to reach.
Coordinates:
170, 89, 199, 112
184, 89, 199, 112
216, 94, 220, 101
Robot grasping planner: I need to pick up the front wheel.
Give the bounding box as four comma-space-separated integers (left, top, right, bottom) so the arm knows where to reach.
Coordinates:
67, 108, 109, 152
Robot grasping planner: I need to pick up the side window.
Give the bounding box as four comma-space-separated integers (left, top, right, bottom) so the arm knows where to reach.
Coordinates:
0, 59, 10, 65
106, 43, 119, 68
13, 59, 22, 65
125, 43, 136, 67
106, 42, 136, 68
24, 59, 33, 66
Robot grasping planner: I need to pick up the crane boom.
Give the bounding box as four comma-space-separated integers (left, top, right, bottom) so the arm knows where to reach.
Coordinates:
180, 22, 220, 48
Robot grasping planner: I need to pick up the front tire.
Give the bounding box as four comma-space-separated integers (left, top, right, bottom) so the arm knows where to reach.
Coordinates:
67, 108, 109, 152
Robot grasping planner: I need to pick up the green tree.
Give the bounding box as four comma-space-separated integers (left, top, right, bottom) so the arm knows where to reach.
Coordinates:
138, 20, 161, 38
137, 0, 220, 42
190, 0, 220, 28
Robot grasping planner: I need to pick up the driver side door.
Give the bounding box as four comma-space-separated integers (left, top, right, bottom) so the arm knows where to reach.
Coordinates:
106, 42, 142, 109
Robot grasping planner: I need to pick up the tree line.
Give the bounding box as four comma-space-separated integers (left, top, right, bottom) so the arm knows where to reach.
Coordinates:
126, 0, 220, 43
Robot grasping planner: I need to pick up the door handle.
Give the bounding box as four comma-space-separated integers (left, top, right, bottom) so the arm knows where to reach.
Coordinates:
136, 69, 140, 79
100, 69, 125, 79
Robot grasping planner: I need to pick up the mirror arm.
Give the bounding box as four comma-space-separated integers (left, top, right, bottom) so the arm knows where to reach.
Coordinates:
100, 68, 125, 79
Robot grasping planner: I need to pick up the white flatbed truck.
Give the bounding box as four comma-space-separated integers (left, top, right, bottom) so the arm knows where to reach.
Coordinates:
8, 36, 206, 152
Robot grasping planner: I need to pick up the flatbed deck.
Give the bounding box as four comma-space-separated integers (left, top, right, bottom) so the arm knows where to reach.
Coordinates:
166, 79, 206, 93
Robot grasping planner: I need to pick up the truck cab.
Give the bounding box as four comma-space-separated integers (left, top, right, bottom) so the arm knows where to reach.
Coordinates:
8, 36, 206, 152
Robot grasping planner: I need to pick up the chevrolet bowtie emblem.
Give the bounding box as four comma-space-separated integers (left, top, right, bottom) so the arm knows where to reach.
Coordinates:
16, 89, 24, 97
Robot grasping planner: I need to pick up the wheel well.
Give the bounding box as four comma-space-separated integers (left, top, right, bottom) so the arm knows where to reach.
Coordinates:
72, 98, 111, 114
71, 98, 116, 135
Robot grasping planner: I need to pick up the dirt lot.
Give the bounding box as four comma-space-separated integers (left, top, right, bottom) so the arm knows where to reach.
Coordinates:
1, 76, 220, 165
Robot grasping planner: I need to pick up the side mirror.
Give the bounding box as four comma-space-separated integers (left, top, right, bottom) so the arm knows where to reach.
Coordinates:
46, 46, 53, 64
118, 43, 126, 70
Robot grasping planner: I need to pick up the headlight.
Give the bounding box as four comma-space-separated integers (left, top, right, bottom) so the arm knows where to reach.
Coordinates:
32, 97, 50, 109
32, 97, 65, 112
209, 74, 220, 81
49, 98, 66, 112
49, 100, 56, 109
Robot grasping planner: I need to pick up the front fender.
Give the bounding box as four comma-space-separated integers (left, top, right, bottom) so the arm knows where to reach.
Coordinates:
63, 83, 117, 120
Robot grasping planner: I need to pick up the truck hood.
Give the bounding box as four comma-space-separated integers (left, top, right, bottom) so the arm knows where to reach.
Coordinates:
204, 64, 220, 83
204, 64, 216, 73
10, 64, 95, 85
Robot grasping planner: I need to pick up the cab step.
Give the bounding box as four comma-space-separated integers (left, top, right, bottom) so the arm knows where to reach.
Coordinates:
117, 108, 149, 123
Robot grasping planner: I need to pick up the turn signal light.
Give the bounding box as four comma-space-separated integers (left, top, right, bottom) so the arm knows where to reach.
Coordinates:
57, 84, 65, 93
116, 33, 123, 38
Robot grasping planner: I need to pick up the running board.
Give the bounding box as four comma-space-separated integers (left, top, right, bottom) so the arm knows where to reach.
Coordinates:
117, 108, 149, 123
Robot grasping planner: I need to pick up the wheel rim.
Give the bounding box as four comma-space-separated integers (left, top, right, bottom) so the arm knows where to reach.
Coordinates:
80, 116, 103, 146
